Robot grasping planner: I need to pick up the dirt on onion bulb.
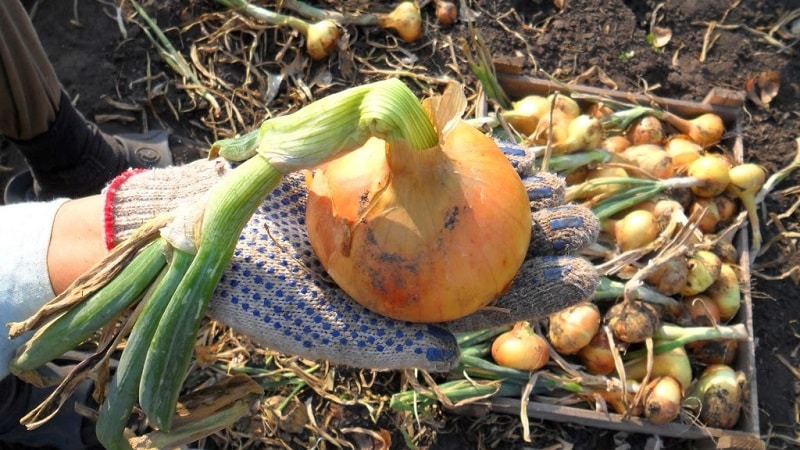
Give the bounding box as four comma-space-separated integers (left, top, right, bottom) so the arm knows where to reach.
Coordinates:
646, 256, 690, 297
606, 301, 660, 344
491, 321, 550, 371
684, 364, 743, 428
682, 250, 722, 296
621, 144, 674, 179
547, 302, 601, 355
705, 263, 741, 321
643, 376, 683, 424
626, 116, 665, 145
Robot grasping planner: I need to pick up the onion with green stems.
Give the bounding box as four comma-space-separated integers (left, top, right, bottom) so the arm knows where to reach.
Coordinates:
602, 106, 725, 149
624, 345, 693, 392
280, 0, 424, 42
726, 163, 767, 257
9, 79, 440, 441
503, 95, 550, 136
215, 0, 340, 60
577, 330, 616, 375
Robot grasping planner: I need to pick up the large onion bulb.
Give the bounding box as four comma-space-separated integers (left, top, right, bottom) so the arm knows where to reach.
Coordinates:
306, 84, 532, 322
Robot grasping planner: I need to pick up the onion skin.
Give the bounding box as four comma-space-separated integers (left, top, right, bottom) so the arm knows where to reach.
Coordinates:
578, 331, 616, 375
552, 115, 604, 154
306, 20, 340, 60
378, 1, 423, 42
688, 154, 732, 198
547, 302, 601, 355
601, 135, 632, 154
643, 376, 683, 424
661, 112, 725, 148
646, 256, 689, 297
681, 250, 722, 296
664, 135, 702, 173
624, 345, 693, 391
684, 364, 742, 428
306, 95, 531, 322
491, 322, 550, 371
547, 94, 581, 120
606, 301, 660, 344
677, 294, 721, 327
613, 210, 659, 252
626, 116, 665, 146
504, 95, 550, 136
621, 144, 674, 179
435, 1, 458, 26
705, 263, 741, 321
689, 197, 722, 233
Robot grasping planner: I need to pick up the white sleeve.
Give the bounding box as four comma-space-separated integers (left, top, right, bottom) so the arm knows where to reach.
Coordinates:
0, 198, 68, 378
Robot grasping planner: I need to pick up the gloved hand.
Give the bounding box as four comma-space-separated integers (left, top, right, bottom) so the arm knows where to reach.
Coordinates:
107, 143, 599, 372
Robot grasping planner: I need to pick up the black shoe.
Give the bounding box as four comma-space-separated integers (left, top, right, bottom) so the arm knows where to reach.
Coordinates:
3, 129, 207, 205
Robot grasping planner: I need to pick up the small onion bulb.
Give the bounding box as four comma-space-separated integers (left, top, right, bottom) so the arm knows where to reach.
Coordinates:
491, 321, 550, 371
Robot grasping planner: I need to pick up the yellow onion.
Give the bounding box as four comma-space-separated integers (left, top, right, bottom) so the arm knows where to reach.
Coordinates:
551, 115, 604, 154
626, 116, 665, 145
646, 256, 690, 296
624, 345, 693, 391
606, 301, 660, 344
664, 135, 702, 173
660, 111, 725, 148
491, 321, 550, 371
609, 209, 660, 252
643, 376, 683, 424
689, 197, 722, 233
714, 194, 738, 224
306, 85, 532, 322
305, 20, 341, 60
378, 1, 423, 42
684, 364, 742, 428
708, 238, 739, 264
587, 101, 614, 119
687, 154, 732, 198
547, 93, 581, 120
503, 95, 550, 136
681, 250, 722, 296
547, 302, 601, 355
678, 294, 720, 327
435, 1, 458, 26
601, 135, 632, 153
726, 163, 767, 253
532, 110, 572, 145
621, 144, 674, 179
705, 263, 741, 321
689, 336, 739, 366
578, 331, 616, 375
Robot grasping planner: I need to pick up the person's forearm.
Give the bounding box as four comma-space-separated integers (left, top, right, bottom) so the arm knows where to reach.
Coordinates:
47, 195, 106, 294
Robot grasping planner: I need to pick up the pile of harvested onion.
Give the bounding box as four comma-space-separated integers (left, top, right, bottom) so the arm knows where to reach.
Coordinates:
389, 87, 788, 433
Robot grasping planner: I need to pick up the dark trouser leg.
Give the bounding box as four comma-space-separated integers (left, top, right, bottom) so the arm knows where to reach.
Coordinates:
0, 0, 130, 200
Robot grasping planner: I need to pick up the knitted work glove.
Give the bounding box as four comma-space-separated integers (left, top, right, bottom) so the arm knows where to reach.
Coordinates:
106, 148, 599, 372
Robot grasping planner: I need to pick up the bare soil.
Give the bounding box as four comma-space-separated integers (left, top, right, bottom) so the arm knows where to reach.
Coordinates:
6, 0, 800, 448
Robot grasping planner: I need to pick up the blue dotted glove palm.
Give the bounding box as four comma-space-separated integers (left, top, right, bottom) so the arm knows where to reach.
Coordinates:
107, 143, 599, 372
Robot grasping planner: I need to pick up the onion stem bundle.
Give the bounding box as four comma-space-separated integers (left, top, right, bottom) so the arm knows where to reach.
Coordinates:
10, 79, 438, 446
623, 323, 749, 361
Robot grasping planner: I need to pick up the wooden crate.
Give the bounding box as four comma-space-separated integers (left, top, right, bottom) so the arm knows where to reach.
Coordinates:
447, 73, 762, 450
